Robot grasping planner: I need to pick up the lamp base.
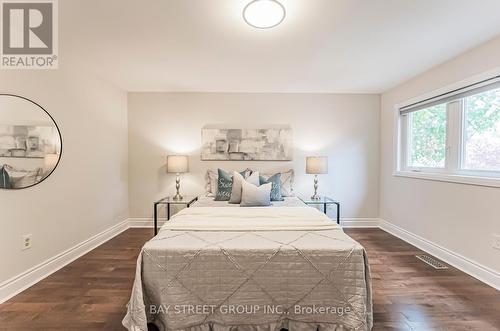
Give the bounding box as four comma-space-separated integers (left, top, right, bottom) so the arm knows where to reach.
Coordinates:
311, 175, 320, 200
310, 194, 321, 200
173, 173, 183, 200
172, 194, 183, 201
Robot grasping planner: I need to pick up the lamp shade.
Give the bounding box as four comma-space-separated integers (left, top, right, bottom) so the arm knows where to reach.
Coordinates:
167, 155, 189, 173
306, 156, 328, 174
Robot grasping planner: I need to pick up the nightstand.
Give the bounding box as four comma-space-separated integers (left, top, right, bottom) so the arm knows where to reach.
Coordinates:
153, 196, 198, 235
299, 196, 340, 224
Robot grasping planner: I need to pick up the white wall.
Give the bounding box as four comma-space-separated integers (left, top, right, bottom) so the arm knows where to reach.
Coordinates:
380, 35, 500, 273
128, 92, 380, 220
0, 68, 129, 284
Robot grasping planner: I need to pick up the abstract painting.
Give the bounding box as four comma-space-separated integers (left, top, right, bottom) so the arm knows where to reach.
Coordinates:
201, 127, 293, 161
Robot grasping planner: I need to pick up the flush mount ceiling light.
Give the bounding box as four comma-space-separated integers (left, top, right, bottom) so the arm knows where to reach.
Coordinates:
243, 0, 286, 29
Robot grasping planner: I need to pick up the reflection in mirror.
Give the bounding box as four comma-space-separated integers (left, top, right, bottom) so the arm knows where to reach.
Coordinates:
0, 94, 62, 189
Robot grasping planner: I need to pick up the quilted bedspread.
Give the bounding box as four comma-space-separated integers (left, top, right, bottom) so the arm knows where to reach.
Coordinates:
123, 207, 373, 331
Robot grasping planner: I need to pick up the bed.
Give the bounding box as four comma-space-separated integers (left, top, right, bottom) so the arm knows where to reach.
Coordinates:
123, 199, 373, 331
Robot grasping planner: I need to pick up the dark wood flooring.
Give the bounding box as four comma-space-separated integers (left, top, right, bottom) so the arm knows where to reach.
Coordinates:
0, 228, 498, 331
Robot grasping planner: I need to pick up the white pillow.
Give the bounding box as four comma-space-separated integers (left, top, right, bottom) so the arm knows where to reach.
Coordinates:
229, 171, 259, 204
247, 171, 260, 185
240, 180, 272, 207
206, 169, 217, 197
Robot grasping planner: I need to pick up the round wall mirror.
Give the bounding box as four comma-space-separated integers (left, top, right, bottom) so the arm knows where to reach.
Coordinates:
0, 94, 62, 189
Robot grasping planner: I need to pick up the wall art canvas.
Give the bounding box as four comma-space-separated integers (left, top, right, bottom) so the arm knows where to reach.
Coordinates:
201, 127, 293, 161
0, 125, 59, 158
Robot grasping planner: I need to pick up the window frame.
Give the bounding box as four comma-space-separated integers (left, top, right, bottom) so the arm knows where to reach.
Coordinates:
394, 70, 500, 188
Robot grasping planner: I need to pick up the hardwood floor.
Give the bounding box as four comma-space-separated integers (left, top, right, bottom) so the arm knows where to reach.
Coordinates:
344, 229, 500, 331
0, 229, 150, 331
0, 228, 498, 331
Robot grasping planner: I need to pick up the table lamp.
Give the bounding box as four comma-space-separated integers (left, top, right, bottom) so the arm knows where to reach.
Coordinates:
167, 155, 189, 200
306, 156, 328, 200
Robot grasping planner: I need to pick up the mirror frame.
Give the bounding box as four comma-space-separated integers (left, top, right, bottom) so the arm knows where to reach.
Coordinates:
0, 93, 63, 190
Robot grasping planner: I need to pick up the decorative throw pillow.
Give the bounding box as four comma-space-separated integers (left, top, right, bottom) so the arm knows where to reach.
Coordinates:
240, 180, 272, 207
206, 168, 252, 197
229, 171, 260, 204
0, 166, 11, 189
259, 173, 283, 201
261, 169, 294, 197
246, 171, 260, 185
214, 169, 250, 201
206, 170, 217, 197
280, 169, 294, 197
215, 169, 233, 201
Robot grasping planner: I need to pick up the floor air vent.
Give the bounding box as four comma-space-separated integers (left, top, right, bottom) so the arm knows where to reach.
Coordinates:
415, 254, 448, 269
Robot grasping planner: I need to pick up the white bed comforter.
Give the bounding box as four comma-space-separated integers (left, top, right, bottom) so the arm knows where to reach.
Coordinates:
123, 207, 373, 331
161, 207, 340, 231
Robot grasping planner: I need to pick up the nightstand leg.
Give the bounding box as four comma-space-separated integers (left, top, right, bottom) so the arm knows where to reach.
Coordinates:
323, 203, 327, 214
154, 203, 158, 236
167, 203, 171, 221
336, 202, 340, 225
187, 196, 199, 208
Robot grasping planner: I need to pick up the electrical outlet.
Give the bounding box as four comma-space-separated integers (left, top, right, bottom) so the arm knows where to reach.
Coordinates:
22, 234, 32, 250
493, 234, 500, 251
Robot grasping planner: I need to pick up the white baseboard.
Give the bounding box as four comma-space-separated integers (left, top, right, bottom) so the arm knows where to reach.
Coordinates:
380, 219, 500, 291
341, 218, 381, 228
0, 219, 129, 304
128, 217, 166, 228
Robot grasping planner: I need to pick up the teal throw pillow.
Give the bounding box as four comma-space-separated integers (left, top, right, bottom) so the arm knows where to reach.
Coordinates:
259, 173, 283, 201
215, 169, 248, 201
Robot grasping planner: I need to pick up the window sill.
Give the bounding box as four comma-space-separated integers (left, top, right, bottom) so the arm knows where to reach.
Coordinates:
393, 171, 500, 188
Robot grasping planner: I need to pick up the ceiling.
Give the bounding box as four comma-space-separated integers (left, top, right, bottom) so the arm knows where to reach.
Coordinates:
62, 0, 500, 93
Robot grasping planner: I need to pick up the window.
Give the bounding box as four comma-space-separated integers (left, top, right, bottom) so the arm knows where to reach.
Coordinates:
462, 87, 500, 172
397, 76, 500, 186
407, 104, 447, 168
